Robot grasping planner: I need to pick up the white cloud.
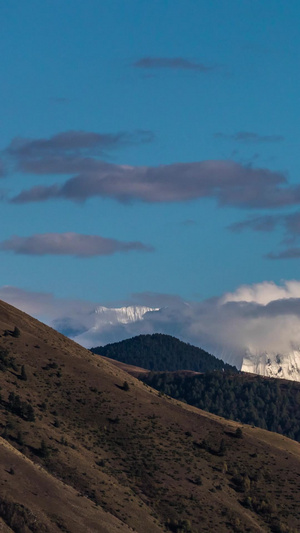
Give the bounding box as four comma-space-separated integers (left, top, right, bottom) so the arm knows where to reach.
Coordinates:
221, 279, 300, 305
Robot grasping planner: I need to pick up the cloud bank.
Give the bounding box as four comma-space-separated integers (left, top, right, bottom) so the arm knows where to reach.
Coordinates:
0, 233, 153, 257
2, 280, 300, 368
9, 159, 296, 208
4, 129, 300, 213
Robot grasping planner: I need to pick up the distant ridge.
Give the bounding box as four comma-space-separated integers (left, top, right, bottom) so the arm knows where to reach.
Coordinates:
91, 333, 237, 372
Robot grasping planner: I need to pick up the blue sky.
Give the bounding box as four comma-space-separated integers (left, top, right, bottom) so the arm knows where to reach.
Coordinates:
2, 1, 300, 354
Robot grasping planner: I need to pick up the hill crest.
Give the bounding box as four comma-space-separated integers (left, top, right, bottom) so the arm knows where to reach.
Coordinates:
91, 333, 237, 373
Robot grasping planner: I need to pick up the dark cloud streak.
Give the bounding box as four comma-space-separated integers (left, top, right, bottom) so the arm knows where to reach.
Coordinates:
214, 131, 284, 143
133, 57, 214, 72
229, 215, 279, 233
7, 129, 155, 162
230, 211, 300, 261
0, 232, 154, 257
267, 248, 300, 260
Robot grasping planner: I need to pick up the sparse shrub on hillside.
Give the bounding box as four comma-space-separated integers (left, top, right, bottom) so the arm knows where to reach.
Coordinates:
165, 518, 192, 532
193, 476, 202, 486
235, 427, 243, 439
12, 326, 20, 338
39, 439, 50, 458
123, 380, 130, 391
0, 348, 17, 372
232, 473, 251, 493
0, 496, 48, 532
48, 361, 58, 369
271, 521, 298, 533
20, 365, 27, 381
219, 438, 227, 455
17, 431, 24, 446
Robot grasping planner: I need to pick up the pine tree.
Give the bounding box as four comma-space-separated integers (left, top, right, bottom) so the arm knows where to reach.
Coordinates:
12, 327, 20, 338
20, 365, 27, 381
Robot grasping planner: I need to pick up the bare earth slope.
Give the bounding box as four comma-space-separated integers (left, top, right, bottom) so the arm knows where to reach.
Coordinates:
0, 299, 299, 533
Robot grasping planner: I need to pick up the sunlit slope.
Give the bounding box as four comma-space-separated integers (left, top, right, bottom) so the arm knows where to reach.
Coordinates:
0, 299, 299, 533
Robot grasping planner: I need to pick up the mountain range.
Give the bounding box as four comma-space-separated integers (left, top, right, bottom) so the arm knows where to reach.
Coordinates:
78, 305, 300, 382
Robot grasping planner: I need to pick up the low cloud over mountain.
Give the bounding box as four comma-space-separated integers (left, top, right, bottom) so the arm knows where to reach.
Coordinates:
2, 280, 300, 371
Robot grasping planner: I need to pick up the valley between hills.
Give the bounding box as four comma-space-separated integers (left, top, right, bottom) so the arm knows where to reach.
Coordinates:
0, 298, 299, 533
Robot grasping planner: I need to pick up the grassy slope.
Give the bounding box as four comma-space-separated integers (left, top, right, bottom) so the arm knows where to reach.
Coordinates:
0, 299, 299, 533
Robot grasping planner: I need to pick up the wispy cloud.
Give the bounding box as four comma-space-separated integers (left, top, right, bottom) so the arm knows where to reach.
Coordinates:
0, 232, 154, 257
230, 211, 300, 259
50, 97, 70, 104
7, 129, 155, 163
267, 248, 300, 260
0, 158, 7, 177
214, 131, 284, 143
229, 214, 279, 233
133, 56, 215, 72
10, 159, 296, 209
231, 212, 300, 239
182, 219, 197, 226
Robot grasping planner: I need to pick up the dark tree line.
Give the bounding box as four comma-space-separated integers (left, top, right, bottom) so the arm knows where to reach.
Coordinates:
141, 371, 300, 442
91, 334, 237, 373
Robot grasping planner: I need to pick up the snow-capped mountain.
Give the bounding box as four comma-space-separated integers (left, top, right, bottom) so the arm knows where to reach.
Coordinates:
94, 305, 159, 325
73, 305, 160, 347
241, 349, 300, 382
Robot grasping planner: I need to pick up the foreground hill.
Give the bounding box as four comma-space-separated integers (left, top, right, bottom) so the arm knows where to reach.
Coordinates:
0, 300, 299, 532
91, 333, 237, 372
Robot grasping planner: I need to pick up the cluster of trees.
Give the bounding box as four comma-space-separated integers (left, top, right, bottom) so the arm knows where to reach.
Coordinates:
141, 371, 300, 442
0, 348, 17, 372
92, 334, 237, 373
5, 392, 35, 422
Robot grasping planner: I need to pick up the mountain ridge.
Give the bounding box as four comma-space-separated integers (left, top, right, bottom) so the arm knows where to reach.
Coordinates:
91, 333, 237, 373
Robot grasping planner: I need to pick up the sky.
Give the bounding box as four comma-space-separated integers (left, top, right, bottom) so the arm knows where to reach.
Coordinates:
2, 1, 300, 360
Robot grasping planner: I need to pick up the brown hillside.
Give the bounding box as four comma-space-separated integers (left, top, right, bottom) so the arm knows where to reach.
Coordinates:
0, 299, 299, 533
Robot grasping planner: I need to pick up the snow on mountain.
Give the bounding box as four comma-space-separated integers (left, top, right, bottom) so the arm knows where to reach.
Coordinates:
241, 349, 300, 382
72, 305, 160, 347
94, 305, 159, 325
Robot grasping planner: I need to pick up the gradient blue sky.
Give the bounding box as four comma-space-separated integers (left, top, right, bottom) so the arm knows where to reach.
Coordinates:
2, 0, 300, 309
